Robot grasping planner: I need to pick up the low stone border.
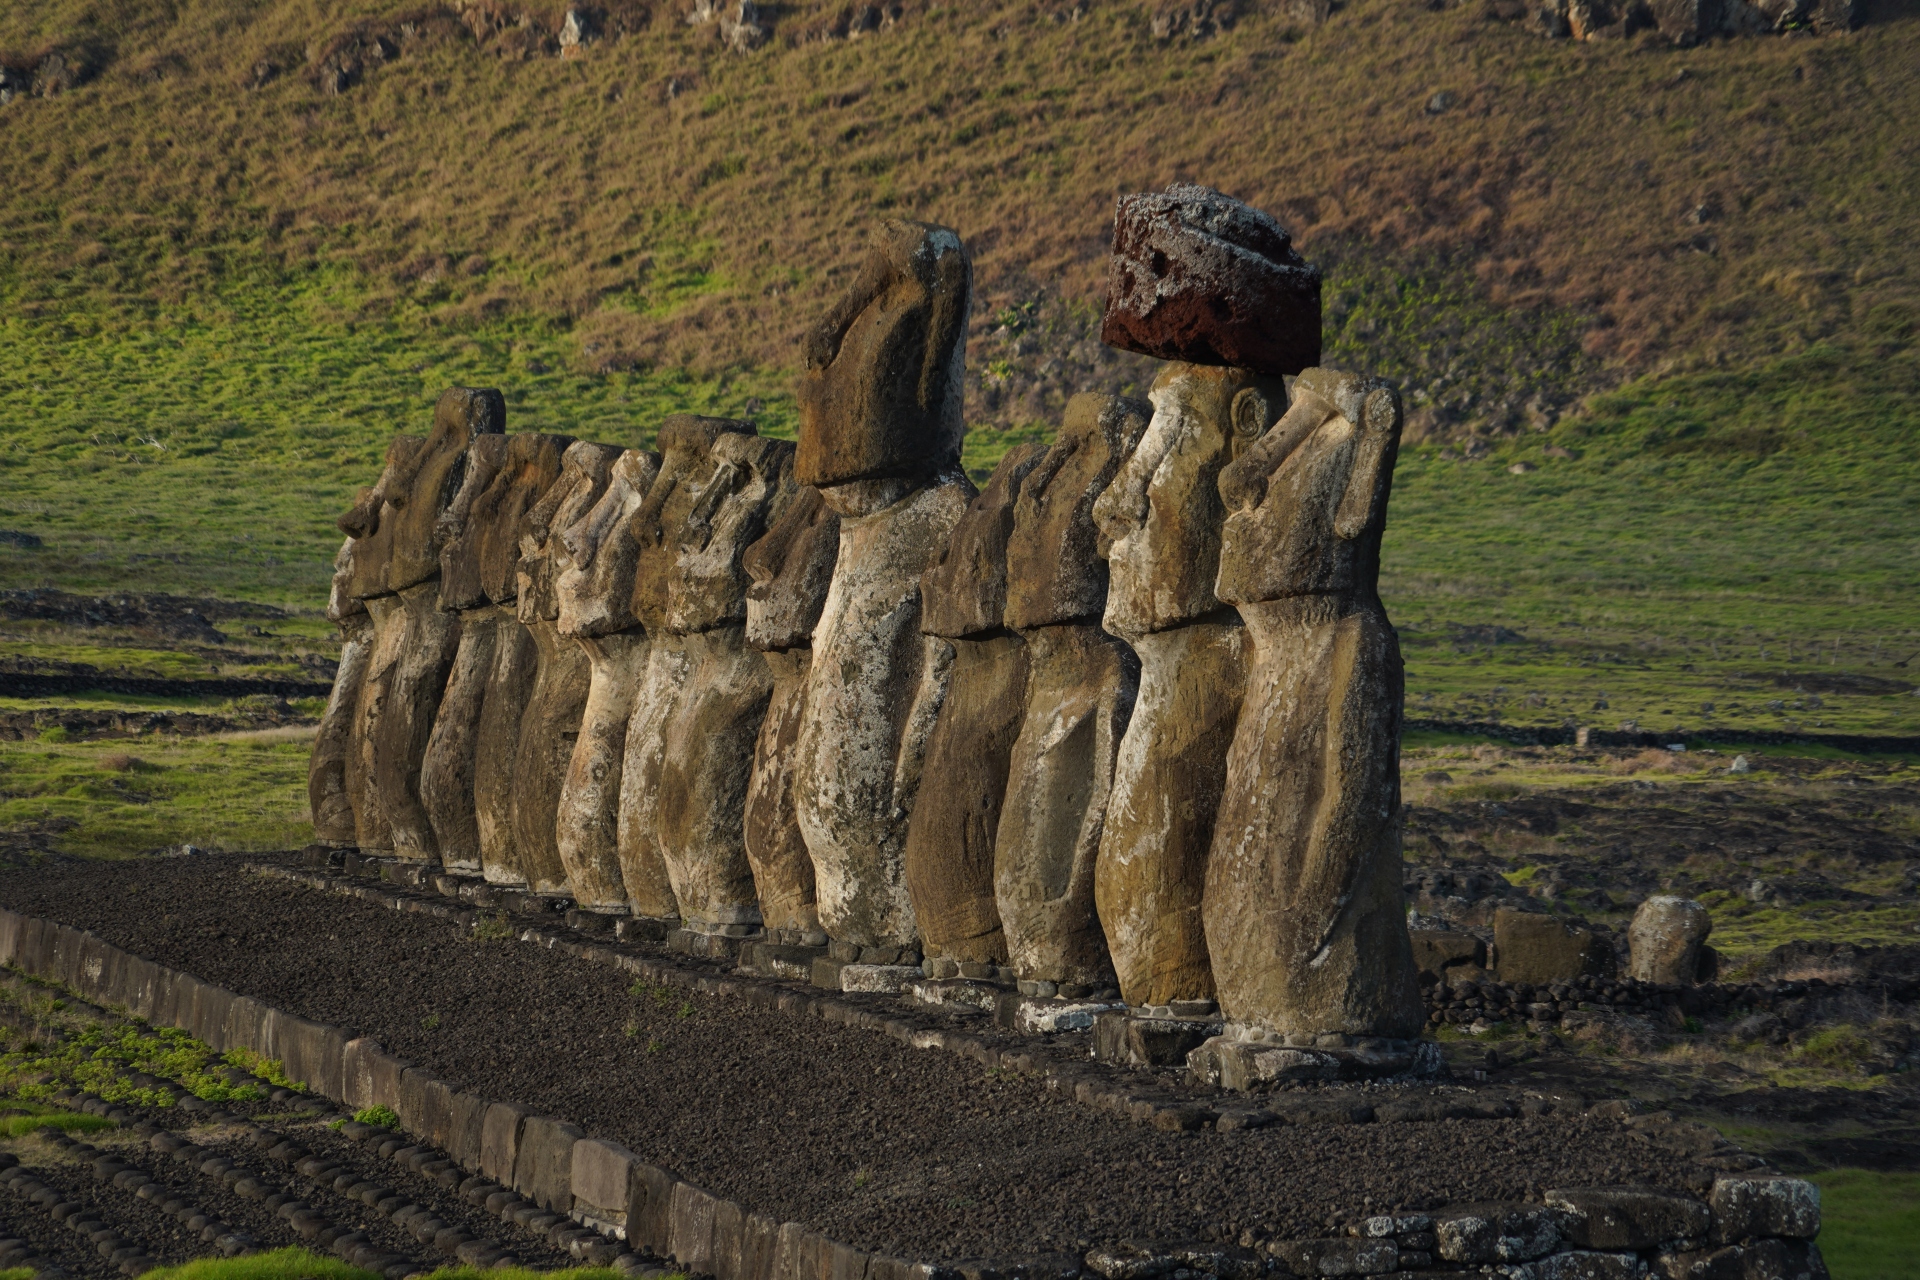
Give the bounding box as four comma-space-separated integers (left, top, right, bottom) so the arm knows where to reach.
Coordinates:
0, 900, 1833, 1280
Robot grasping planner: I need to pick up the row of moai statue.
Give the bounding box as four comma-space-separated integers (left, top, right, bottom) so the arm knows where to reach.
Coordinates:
307, 184, 1425, 1053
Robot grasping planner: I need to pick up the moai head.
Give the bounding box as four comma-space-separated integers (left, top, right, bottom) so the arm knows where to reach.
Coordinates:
516, 441, 623, 625
476, 433, 575, 606
436, 432, 511, 611
742, 484, 840, 652
326, 537, 367, 624
626, 415, 757, 634
382, 387, 508, 593
919, 444, 1048, 640
1215, 366, 1402, 606
337, 436, 424, 602
796, 219, 971, 495
1101, 183, 1320, 375
1003, 393, 1151, 632
554, 449, 662, 640
667, 432, 798, 635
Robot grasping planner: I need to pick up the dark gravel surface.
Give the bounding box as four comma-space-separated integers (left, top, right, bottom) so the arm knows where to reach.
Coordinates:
0, 854, 1714, 1261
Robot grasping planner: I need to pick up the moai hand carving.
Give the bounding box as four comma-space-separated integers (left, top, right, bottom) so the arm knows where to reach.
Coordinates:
1090, 185, 1319, 1009
792, 219, 977, 954
612, 416, 756, 923
554, 448, 662, 913
741, 485, 840, 943
655, 432, 798, 936
1204, 367, 1423, 1041
468, 431, 573, 886
309, 537, 372, 850
509, 439, 623, 897
420, 432, 510, 874
993, 393, 1150, 992
902, 444, 1047, 971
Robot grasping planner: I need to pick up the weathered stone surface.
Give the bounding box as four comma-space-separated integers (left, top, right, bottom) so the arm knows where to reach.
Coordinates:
796, 219, 970, 489
665, 430, 795, 634
1709, 1175, 1820, 1243
477, 433, 575, 606
435, 431, 510, 611
419, 603, 502, 873
369, 579, 463, 862
902, 444, 1046, 964
310, 541, 371, 848
1205, 367, 1423, 1039
1656, 1238, 1829, 1280
337, 436, 420, 600
552, 449, 662, 910
1269, 1237, 1398, 1276
1630, 896, 1714, 986
1005, 392, 1152, 630
1546, 1187, 1712, 1250
510, 441, 623, 896
794, 473, 976, 948
383, 386, 507, 592
743, 648, 819, 936
1188, 1034, 1420, 1089
511, 1114, 583, 1214
1532, 1250, 1649, 1280
570, 1137, 638, 1221
1494, 906, 1615, 984
1101, 183, 1321, 377
479, 1101, 531, 1185
474, 604, 538, 885
994, 622, 1137, 987
744, 483, 841, 651
1409, 929, 1487, 982
1433, 1203, 1567, 1264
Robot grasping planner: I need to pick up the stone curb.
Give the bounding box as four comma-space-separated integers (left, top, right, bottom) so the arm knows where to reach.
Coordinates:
0, 899, 1831, 1280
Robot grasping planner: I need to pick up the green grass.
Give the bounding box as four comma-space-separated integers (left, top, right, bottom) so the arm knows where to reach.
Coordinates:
0, 1109, 113, 1137
0, 731, 315, 857
1815, 1170, 1920, 1280
130, 1253, 655, 1280
0, 1001, 276, 1106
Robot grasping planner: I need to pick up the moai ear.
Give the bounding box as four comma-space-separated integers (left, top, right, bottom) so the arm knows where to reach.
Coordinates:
1230, 386, 1273, 445
1333, 385, 1402, 541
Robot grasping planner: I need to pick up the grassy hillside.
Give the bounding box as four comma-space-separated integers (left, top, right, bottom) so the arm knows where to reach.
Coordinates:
0, 0, 1916, 738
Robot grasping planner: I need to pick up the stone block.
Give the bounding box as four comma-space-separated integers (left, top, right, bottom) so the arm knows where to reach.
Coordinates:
479, 1100, 530, 1188
1093, 1011, 1222, 1066
187, 982, 236, 1053
866, 1258, 915, 1280
1709, 1176, 1820, 1243
513, 1115, 583, 1213
812, 957, 849, 989
1629, 897, 1712, 986
398, 1069, 456, 1148
341, 1038, 389, 1112
150, 969, 182, 1031
995, 995, 1121, 1035
0, 909, 21, 966
829, 1240, 871, 1280
1188, 1036, 1419, 1089
1655, 1238, 1828, 1280
838, 965, 923, 994
627, 1161, 679, 1255
17, 916, 54, 977
571, 1138, 638, 1223
1269, 1238, 1397, 1277
1494, 907, 1614, 985
1409, 930, 1487, 982
711, 1197, 745, 1280
738, 1211, 782, 1280
1547, 1188, 1712, 1250
121, 957, 161, 1022
448, 1091, 490, 1171
1533, 1251, 1649, 1280
365, 1048, 412, 1114
75, 934, 117, 1004
223, 996, 274, 1058
668, 1182, 718, 1271
277, 1019, 348, 1101
49, 925, 85, 988
1433, 1203, 1568, 1264
906, 979, 1001, 1014
771, 1221, 814, 1280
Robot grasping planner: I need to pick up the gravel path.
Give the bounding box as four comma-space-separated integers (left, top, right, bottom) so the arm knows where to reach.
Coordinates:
0, 854, 1710, 1261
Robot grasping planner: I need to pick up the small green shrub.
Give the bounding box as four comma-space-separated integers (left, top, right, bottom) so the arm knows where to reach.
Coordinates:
354, 1105, 399, 1130
0, 1111, 114, 1137
1797, 1026, 1873, 1071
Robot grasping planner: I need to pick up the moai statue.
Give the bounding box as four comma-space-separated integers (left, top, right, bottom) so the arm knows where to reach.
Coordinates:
901, 444, 1048, 974
993, 393, 1150, 995
418, 432, 510, 875
741, 486, 839, 945
468, 432, 574, 886
336, 437, 421, 855
1091, 184, 1321, 1009
791, 219, 977, 955
613, 416, 756, 925
509, 440, 623, 897
365, 387, 505, 864
1204, 367, 1423, 1042
553, 448, 662, 914
308, 537, 373, 850
654, 432, 799, 940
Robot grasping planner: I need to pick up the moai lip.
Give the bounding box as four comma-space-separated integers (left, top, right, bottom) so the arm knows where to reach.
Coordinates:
1204, 366, 1424, 1041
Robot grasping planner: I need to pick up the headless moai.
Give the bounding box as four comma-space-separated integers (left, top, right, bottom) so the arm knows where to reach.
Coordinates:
553, 448, 662, 913
308, 537, 373, 850
419, 432, 510, 874
654, 432, 798, 935
469, 432, 574, 885
902, 444, 1047, 971
741, 485, 840, 944
510, 440, 623, 897
1091, 184, 1321, 1009
613, 416, 757, 923
791, 219, 977, 952
993, 393, 1150, 992
1204, 367, 1423, 1041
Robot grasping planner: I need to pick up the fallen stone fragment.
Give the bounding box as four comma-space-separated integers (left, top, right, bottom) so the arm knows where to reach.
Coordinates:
1629, 896, 1713, 985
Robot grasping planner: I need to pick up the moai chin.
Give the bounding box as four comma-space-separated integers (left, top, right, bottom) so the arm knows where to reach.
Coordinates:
467, 432, 573, 887
740, 485, 840, 943
902, 443, 1048, 971
655, 432, 799, 936
308, 537, 372, 851
993, 393, 1149, 992
553, 448, 662, 913
1203, 366, 1425, 1043
1091, 184, 1320, 1010
509, 439, 623, 897
419, 432, 510, 875
791, 219, 977, 952
613, 416, 756, 924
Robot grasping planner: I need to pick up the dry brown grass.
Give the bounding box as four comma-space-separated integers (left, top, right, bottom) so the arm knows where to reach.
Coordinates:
1, 0, 1915, 406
